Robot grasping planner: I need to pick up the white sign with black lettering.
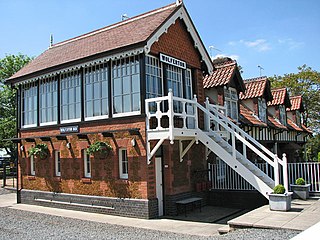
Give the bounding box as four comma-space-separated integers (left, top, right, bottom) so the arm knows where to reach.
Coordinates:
159, 53, 186, 69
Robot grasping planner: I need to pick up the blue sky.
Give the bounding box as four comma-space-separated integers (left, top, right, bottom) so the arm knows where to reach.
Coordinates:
1, 0, 319, 79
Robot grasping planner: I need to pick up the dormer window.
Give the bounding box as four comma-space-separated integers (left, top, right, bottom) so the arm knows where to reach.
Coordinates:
224, 87, 238, 121
258, 98, 267, 123
279, 105, 287, 125
296, 110, 302, 126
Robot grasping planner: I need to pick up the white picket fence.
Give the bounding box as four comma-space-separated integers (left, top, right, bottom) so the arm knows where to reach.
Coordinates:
209, 162, 320, 193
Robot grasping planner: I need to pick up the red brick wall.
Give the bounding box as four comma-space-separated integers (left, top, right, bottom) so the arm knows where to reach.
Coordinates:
151, 19, 202, 69
18, 118, 153, 200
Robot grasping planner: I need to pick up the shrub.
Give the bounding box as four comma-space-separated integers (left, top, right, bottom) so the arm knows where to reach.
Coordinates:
273, 184, 285, 194
295, 178, 306, 185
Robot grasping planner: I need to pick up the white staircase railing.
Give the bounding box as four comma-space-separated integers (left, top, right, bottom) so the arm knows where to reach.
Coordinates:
145, 91, 289, 198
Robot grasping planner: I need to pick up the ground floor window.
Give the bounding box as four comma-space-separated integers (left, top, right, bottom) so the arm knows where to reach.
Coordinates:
55, 151, 61, 177
30, 155, 35, 176
119, 149, 128, 179
83, 150, 91, 178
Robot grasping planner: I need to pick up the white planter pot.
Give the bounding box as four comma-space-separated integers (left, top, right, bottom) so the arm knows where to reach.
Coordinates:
268, 192, 293, 211
290, 184, 311, 200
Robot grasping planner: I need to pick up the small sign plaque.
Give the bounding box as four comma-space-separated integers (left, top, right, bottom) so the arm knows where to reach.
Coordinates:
160, 53, 186, 69
60, 125, 79, 134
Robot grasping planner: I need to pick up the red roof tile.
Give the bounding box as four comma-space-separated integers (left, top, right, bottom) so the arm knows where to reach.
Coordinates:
239, 104, 267, 127
267, 88, 291, 107
203, 59, 237, 88
9, 3, 178, 80
301, 124, 313, 134
287, 118, 303, 131
267, 114, 287, 130
239, 77, 272, 101
288, 95, 304, 111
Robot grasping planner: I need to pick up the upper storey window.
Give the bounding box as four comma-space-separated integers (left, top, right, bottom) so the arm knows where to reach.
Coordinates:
21, 82, 38, 128
258, 98, 267, 123
60, 70, 81, 123
84, 63, 109, 120
112, 56, 140, 117
39, 77, 58, 125
296, 110, 302, 126
224, 87, 238, 121
279, 105, 287, 125
146, 56, 162, 99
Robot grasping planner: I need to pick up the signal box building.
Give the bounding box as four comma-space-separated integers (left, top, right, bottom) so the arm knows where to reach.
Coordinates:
7, 2, 214, 218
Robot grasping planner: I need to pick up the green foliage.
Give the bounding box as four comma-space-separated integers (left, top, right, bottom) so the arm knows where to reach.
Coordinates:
0, 54, 32, 158
295, 178, 306, 185
28, 144, 49, 159
268, 65, 320, 133
273, 184, 286, 194
305, 134, 320, 162
86, 141, 112, 156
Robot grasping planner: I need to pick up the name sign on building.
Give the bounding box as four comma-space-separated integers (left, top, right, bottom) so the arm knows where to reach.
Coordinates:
160, 53, 186, 69
60, 125, 79, 134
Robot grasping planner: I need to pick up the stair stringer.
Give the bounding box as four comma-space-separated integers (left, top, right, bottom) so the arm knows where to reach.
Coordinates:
197, 131, 273, 199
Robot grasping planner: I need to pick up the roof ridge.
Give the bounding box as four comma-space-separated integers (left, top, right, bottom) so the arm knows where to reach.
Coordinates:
244, 76, 267, 82
214, 61, 236, 69
51, 3, 177, 48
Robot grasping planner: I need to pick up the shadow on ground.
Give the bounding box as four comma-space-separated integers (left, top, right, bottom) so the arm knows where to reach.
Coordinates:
164, 206, 250, 224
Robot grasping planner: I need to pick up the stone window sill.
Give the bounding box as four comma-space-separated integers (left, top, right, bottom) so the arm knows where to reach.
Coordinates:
81, 178, 92, 184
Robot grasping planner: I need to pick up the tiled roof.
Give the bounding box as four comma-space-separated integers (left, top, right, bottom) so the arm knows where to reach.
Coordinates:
8, 3, 178, 80
239, 104, 267, 127
288, 95, 304, 111
267, 114, 287, 130
287, 118, 303, 132
203, 59, 237, 88
301, 124, 313, 134
267, 88, 291, 107
239, 77, 272, 101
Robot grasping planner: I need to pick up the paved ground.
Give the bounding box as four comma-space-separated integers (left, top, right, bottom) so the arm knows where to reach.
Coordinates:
0, 188, 307, 239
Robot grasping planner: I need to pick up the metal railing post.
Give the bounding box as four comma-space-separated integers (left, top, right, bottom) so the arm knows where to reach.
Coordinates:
274, 154, 279, 187
282, 153, 289, 192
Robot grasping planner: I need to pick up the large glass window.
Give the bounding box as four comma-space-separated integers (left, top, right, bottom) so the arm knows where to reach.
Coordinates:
84, 63, 109, 120
296, 110, 301, 126
146, 55, 162, 99
224, 87, 238, 121
112, 56, 140, 116
60, 70, 81, 123
258, 98, 267, 123
166, 65, 183, 112
21, 82, 38, 127
39, 77, 57, 125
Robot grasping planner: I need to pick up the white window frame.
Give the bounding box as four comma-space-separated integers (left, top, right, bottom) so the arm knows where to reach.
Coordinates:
21, 82, 38, 128
30, 155, 35, 176
83, 150, 91, 178
55, 151, 61, 177
84, 63, 109, 121
60, 70, 82, 124
39, 77, 58, 126
119, 148, 128, 179
112, 56, 141, 118
224, 87, 238, 121
146, 55, 163, 99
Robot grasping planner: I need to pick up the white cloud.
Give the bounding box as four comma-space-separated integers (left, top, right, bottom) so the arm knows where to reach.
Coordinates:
278, 38, 304, 50
212, 54, 239, 61
228, 39, 271, 52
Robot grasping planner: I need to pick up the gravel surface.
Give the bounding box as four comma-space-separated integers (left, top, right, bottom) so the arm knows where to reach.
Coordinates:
0, 188, 301, 240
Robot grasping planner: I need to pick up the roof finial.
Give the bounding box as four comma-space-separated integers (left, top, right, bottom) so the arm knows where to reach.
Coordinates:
49, 34, 54, 48
176, 0, 183, 6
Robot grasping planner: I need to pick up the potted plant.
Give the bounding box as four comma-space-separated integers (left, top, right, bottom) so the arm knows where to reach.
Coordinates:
28, 144, 49, 159
86, 141, 112, 158
290, 178, 311, 200
269, 184, 293, 211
